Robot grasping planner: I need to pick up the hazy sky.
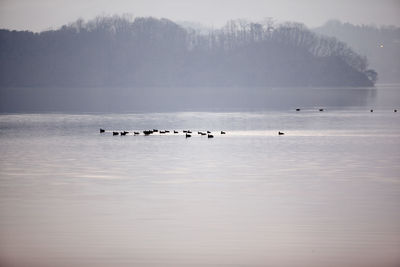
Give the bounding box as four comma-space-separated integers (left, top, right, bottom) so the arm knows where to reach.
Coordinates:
1, 0, 399, 31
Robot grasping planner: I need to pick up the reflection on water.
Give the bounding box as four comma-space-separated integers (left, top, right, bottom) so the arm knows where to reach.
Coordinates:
0, 88, 400, 267
0, 85, 383, 113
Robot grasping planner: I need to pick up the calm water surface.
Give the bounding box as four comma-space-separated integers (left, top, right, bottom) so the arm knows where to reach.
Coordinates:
0, 87, 400, 267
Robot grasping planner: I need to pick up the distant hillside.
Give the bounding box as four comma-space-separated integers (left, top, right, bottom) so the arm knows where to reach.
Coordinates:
314, 20, 400, 83
0, 16, 376, 87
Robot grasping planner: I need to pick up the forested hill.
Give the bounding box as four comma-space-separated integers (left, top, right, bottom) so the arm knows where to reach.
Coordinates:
314, 20, 400, 83
0, 16, 377, 87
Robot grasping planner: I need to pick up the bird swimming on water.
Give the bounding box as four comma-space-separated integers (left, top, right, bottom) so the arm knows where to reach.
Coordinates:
143, 130, 153, 135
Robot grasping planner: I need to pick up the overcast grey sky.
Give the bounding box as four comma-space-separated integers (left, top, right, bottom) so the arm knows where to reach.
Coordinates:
1, 0, 399, 31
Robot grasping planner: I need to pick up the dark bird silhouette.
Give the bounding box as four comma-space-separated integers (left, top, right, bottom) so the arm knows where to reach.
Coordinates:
370, 109, 374, 112
394, 109, 397, 112
198, 131, 202, 134
207, 131, 211, 133
153, 129, 158, 132
134, 132, 139, 135
201, 132, 206, 136
183, 130, 188, 133
113, 132, 119, 136
187, 130, 192, 133
120, 131, 128, 136
143, 130, 153, 135
174, 130, 179, 134
186, 133, 191, 138
100, 128, 105, 133
296, 108, 301, 111
208, 134, 214, 138
278, 131, 284, 135
165, 130, 170, 133
319, 108, 324, 112
160, 131, 166, 134
221, 131, 226, 134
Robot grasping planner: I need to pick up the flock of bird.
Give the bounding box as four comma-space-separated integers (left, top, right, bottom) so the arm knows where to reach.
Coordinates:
99, 108, 398, 137
100, 128, 226, 138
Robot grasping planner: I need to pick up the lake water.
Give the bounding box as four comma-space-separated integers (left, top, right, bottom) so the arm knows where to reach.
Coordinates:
0, 86, 400, 267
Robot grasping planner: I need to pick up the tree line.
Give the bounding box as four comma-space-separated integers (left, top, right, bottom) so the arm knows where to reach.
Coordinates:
314, 19, 399, 83
0, 15, 377, 87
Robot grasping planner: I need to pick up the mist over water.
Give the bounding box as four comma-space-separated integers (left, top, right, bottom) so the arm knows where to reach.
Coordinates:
0, 86, 399, 267
0, 85, 380, 113
1, 1, 400, 266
